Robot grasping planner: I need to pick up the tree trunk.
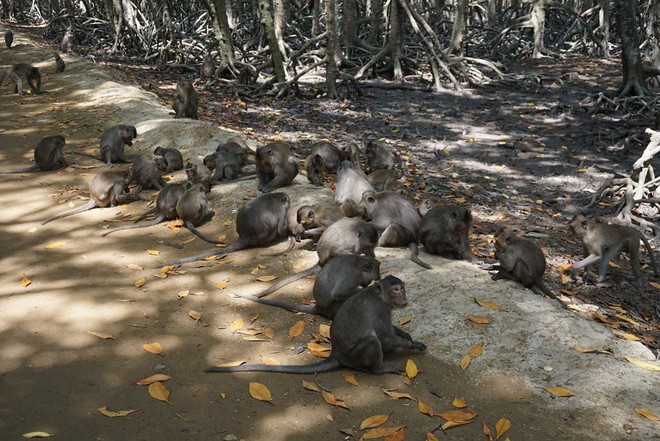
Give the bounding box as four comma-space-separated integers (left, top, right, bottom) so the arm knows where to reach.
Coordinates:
209, 0, 237, 72
325, 0, 338, 98
368, 0, 382, 45
110, 0, 123, 53
311, 0, 320, 37
389, 0, 404, 79
447, 0, 468, 56
259, 0, 286, 83
530, 0, 549, 58
614, 0, 650, 96
599, 0, 610, 57
273, 0, 287, 59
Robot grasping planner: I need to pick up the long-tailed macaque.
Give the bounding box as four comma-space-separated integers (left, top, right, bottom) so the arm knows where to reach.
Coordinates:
334, 160, 374, 217
418, 200, 474, 261
54, 53, 65, 73
153, 146, 183, 173
365, 140, 394, 172
5, 29, 13, 49
59, 29, 74, 52
0, 135, 67, 174
73, 125, 137, 167
0, 63, 42, 95
173, 80, 199, 119
255, 142, 299, 192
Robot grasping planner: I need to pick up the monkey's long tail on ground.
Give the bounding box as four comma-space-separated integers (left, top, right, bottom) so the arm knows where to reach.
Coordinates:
409, 243, 432, 269
186, 222, 225, 244
102, 215, 165, 236
0, 164, 40, 174
42, 200, 96, 224
537, 282, 570, 310
261, 236, 295, 257
206, 357, 340, 373
232, 291, 317, 314
255, 263, 321, 298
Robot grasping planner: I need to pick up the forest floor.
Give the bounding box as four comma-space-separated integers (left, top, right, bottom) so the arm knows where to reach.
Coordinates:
1, 25, 659, 441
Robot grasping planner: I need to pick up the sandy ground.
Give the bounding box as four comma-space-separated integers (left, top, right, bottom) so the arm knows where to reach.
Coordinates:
0, 27, 659, 441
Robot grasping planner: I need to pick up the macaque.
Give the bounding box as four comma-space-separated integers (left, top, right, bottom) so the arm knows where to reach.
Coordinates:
568, 214, 659, 286
172, 80, 199, 119
367, 169, 397, 191
0, 63, 42, 95
200, 53, 215, 83
217, 138, 253, 165
5, 29, 13, 49
304, 153, 324, 186
59, 29, 74, 52
311, 141, 342, 173
365, 140, 394, 172
130, 155, 168, 195
54, 53, 65, 73
0, 135, 67, 174
295, 202, 344, 241
256, 142, 299, 192
340, 143, 361, 168
334, 160, 374, 217
153, 146, 183, 173
418, 201, 474, 261
176, 182, 219, 244
185, 162, 212, 188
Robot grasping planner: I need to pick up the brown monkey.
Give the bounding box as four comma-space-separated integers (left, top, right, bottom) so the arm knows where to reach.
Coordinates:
419, 202, 474, 261
311, 141, 342, 173
295, 202, 344, 241
176, 182, 219, 244
304, 153, 324, 186
365, 140, 394, 172
200, 53, 215, 83
73, 125, 137, 168
0, 63, 42, 95
204, 150, 242, 183
102, 182, 189, 236
340, 143, 361, 168
0, 135, 67, 174
172, 80, 199, 119
217, 138, 253, 165
59, 29, 74, 52
5, 29, 13, 49
359, 190, 431, 269
334, 160, 374, 217
54, 53, 65, 73
255, 141, 299, 192
153, 146, 183, 173
130, 155, 168, 195
158, 192, 291, 267
185, 162, 212, 187
367, 169, 397, 191
207, 275, 426, 374
42, 170, 137, 224
568, 214, 659, 286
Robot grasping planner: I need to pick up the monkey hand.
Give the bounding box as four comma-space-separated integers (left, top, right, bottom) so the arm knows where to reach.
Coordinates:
412, 341, 427, 351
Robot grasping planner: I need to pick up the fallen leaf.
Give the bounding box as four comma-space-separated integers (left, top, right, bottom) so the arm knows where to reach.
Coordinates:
134, 278, 147, 288
384, 428, 405, 441
633, 407, 660, 421
45, 240, 68, 249
146, 249, 160, 256
216, 280, 228, 289
22, 432, 54, 438
475, 298, 503, 311
87, 331, 115, 340
230, 319, 244, 331
319, 323, 330, 338
625, 357, 660, 372
98, 406, 140, 417
256, 275, 277, 282
543, 386, 575, 397
426, 433, 440, 441
177, 289, 189, 298
249, 382, 272, 402
383, 389, 414, 400
217, 360, 245, 367
143, 342, 162, 354
438, 408, 478, 422
307, 342, 331, 352
343, 373, 359, 386
126, 264, 143, 270
322, 390, 349, 409
289, 320, 305, 337
482, 421, 493, 440
418, 398, 434, 416
467, 315, 490, 324
148, 381, 171, 403
360, 413, 390, 430
467, 342, 484, 357
561, 273, 571, 284
362, 426, 404, 439
441, 420, 472, 430
614, 330, 641, 341
495, 417, 512, 438
573, 344, 612, 354
188, 310, 202, 321
399, 315, 412, 325
136, 374, 172, 385
405, 359, 418, 379
452, 397, 467, 408
302, 380, 321, 392
649, 281, 660, 289
21, 276, 32, 287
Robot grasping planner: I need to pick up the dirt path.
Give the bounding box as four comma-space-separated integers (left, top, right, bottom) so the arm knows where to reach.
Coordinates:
0, 28, 658, 441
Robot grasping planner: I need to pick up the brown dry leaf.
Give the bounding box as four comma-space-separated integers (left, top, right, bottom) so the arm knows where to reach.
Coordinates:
649, 281, 660, 289
45, 240, 68, 249
495, 417, 512, 438
261, 328, 275, 338
543, 386, 575, 397
289, 320, 305, 338
326, 414, 334, 422
614, 330, 641, 341
216, 280, 228, 289
384, 428, 405, 441
483, 421, 493, 440
633, 407, 660, 421
177, 289, 189, 298
625, 357, 660, 372
321, 390, 349, 409
230, 319, 244, 331
319, 323, 330, 338
22, 432, 54, 438
460, 354, 473, 370
616, 314, 641, 327
143, 342, 162, 354
452, 397, 467, 408
188, 310, 202, 322
418, 398, 434, 416
249, 382, 272, 402
561, 273, 571, 284
362, 426, 404, 439
126, 264, 143, 270
242, 335, 268, 341
256, 275, 278, 282
467, 315, 490, 324
399, 315, 412, 325
257, 264, 268, 269
441, 420, 472, 430
202, 254, 220, 261
250, 266, 260, 275
98, 406, 140, 417
218, 360, 245, 367
134, 278, 147, 288
21, 276, 32, 287
87, 331, 115, 340
426, 433, 440, 441
438, 408, 478, 422
343, 373, 359, 386
307, 342, 331, 352
359, 413, 391, 430
136, 374, 171, 385
302, 380, 321, 393
574, 344, 612, 354
148, 381, 171, 403
160, 265, 174, 274
468, 342, 484, 357
475, 298, 503, 311
261, 357, 280, 365
405, 359, 418, 379
383, 389, 414, 400
146, 249, 160, 256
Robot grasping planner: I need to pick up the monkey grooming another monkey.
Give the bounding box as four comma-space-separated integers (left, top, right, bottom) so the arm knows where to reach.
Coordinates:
493, 228, 565, 307
59, 29, 74, 52
233, 255, 381, 318
208, 275, 426, 374
0, 135, 67, 174
365, 140, 394, 172
5, 29, 13, 49
158, 192, 292, 267
54, 53, 65, 73
204, 150, 242, 183
418, 201, 474, 261
334, 160, 374, 217
256, 142, 299, 192
72, 125, 137, 168
172, 80, 199, 119
153, 146, 183, 173
0, 63, 42, 95
568, 214, 659, 286
42, 170, 137, 224
130, 155, 168, 195
295, 202, 344, 242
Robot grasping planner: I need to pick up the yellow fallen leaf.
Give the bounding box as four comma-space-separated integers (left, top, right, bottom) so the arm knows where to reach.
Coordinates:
22, 432, 54, 438
438, 408, 478, 422
362, 426, 404, 439
495, 417, 512, 438
426, 433, 440, 441
87, 331, 115, 340
45, 240, 68, 249
322, 390, 349, 409
383, 389, 414, 400
482, 421, 492, 439
467, 315, 490, 324
136, 374, 171, 385
616, 314, 640, 327
218, 360, 245, 367
649, 281, 660, 289
441, 420, 472, 430
418, 398, 434, 416
307, 342, 331, 352
177, 289, 189, 298
343, 373, 359, 386
574, 344, 612, 354
134, 277, 147, 288
561, 273, 571, 284
289, 320, 305, 337
230, 319, 244, 331
326, 414, 333, 422
543, 386, 575, 397
256, 275, 277, 282
188, 310, 202, 321
405, 359, 418, 379
399, 315, 412, 325
614, 330, 641, 341
452, 397, 467, 408
146, 249, 160, 256
126, 264, 143, 270
21, 276, 32, 287
98, 406, 140, 417
148, 381, 171, 403
360, 413, 390, 430
319, 323, 330, 338
302, 379, 321, 392
468, 342, 484, 357
143, 342, 162, 354
633, 407, 660, 421
216, 280, 228, 289
625, 357, 660, 372
249, 382, 272, 402
475, 298, 503, 311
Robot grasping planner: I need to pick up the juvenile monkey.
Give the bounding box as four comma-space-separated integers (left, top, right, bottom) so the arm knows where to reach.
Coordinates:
340, 143, 361, 168
365, 140, 394, 172
185, 162, 212, 187
42, 170, 137, 224
207, 275, 426, 374
0, 63, 42, 95
59, 29, 74, 52
255, 142, 299, 192
295, 202, 344, 241
304, 153, 324, 186
54, 53, 65, 73
176, 182, 219, 244
204, 150, 242, 183
153, 146, 183, 173
5, 29, 13, 49
311, 141, 342, 173
334, 160, 374, 217
418, 201, 474, 261
0, 135, 67, 174
217, 138, 252, 166
130, 155, 168, 195
568, 214, 659, 286
73, 125, 137, 167
172, 80, 199, 119
200, 53, 215, 83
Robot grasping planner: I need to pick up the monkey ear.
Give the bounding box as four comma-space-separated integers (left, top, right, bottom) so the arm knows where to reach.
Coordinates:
185, 181, 194, 189
367, 196, 376, 204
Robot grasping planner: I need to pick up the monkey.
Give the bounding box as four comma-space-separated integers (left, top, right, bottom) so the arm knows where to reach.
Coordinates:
0, 63, 42, 95
54, 53, 65, 73
0, 135, 67, 174
5, 29, 13, 49
207, 275, 426, 374
130, 155, 168, 195
492, 228, 566, 307
59, 29, 74, 52
102, 182, 189, 236
157, 192, 292, 267
418, 201, 474, 261
359, 191, 431, 269
311, 141, 342, 173
340, 143, 361, 168
255, 141, 299, 192
365, 140, 394, 172
42, 169, 137, 224
568, 214, 659, 286
367, 169, 397, 191
176, 182, 221, 244
217, 138, 253, 166
304, 153, 324, 186
200, 53, 215, 84
153, 146, 183, 173
172, 80, 199, 119
72, 125, 137, 168
204, 150, 242, 183
233, 255, 381, 318
295, 202, 344, 242
185, 162, 212, 187
334, 160, 374, 217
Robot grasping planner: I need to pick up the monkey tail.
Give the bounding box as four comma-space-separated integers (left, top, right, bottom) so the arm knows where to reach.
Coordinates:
102, 215, 165, 237
156, 239, 252, 268
535, 282, 570, 310
638, 233, 660, 277
185, 222, 224, 244
261, 236, 295, 257
42, 201, 96, 224
0, 68, 7, 88
255, 263, 321, 298
232, 291, 317, 314
409, 243, 432, 269
70, 151, 103, 162
134, 207, 159, 223
0, 164, 40, 174
206, 357, 340, 374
